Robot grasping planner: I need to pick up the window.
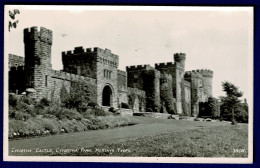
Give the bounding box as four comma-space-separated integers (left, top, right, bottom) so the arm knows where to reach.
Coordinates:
45, 75, 48, 87
104, 69, 112, 79
104, 70, 106, 77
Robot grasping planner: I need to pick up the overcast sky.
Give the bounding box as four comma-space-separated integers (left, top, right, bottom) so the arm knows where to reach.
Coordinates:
5, 5, 253, 104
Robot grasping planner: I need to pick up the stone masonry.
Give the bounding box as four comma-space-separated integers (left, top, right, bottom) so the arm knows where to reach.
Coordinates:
9, 26, 214, 116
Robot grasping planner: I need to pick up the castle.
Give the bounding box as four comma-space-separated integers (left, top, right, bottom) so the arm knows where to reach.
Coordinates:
9, 26, 214, 116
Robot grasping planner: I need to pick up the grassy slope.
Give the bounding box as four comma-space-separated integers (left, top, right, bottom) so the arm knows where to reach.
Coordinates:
52, 123, 248, 157
9, 117, 248, 157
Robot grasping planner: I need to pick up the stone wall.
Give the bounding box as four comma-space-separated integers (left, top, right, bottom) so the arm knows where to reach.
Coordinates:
50, 70, 97, 102
117, 70, 127, 88
118, 86, 128, 105
8, 26, 215, 117
127, 87, 146, 112
142, 69, 161, 112
8, 54, 24, 70
23, 26, 53, 100
96, 48, 119, 108
62, 47, 98, 79
160, 73, 176, 114
126, 64, 153, 90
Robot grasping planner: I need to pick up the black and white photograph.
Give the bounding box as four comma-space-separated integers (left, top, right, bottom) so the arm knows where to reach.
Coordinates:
4, 5, 253, 163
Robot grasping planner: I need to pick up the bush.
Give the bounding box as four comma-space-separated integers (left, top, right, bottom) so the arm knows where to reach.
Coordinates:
61, 109, 83, 120
19, 96, 36, 105
93, 107, 109, 116
40, 98, 50, 106
9, 94, 18, 107
88, 102, 98, 108
42, 114, 57, 119
16, 101, 36, 117
121, 103, 130, 109
77, 102, 88, 112
109, 107, 116, 113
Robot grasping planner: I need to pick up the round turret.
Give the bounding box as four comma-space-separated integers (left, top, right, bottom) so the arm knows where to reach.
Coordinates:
196, 69, 213, 96
174, 53, 186, 71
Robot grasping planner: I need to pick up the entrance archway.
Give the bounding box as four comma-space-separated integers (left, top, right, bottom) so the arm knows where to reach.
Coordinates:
102, 85, 113, 106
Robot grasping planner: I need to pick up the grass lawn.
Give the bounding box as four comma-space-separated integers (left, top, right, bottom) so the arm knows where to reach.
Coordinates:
9, 117, 248, 157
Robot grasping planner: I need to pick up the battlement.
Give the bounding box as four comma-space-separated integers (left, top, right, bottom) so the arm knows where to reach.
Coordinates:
9, 54, 24, 61
10, 66, 25, 71
24, 26, 53, 44
184, 71, 203, 79
155, 62, 175, 69
174, 53, 186, 62
127, 87, 146, 96
126, 64, 153, 71
194, 69, 213, 77
117, 69, 127, 76
62, 47, 119, 59
51, 70, 96, 84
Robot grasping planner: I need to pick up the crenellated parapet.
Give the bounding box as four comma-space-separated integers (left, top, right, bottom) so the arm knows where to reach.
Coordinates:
10, 66, 25, 72
62, 46, 119, 68
174, 53, 186, 62
184, 71, 203, 79
24, 26, 53, 44
9, 54, 24, 62
117, 69, 127, 76
126, 64, 153, 71
62, 47, 118, 59
51, 70, 96, 84
194, 69, 213, 77
155, 62, 175, 69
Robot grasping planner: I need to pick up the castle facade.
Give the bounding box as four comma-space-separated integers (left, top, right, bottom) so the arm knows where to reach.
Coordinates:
9, 26, 213, 116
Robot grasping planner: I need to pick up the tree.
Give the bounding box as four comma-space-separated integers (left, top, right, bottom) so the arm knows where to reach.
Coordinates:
221, 81, 243, 124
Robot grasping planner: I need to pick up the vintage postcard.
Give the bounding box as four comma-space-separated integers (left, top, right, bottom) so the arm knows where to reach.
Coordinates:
4, 5, 253, 163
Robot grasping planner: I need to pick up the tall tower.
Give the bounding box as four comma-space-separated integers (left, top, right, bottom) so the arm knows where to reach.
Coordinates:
174, 53, 186, 71
200, 69, 213, 97
174, 53, 186, 114
23, 26, 53, 100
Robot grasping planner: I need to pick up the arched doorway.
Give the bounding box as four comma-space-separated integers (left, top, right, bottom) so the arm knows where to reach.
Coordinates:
102, 85, 113, 106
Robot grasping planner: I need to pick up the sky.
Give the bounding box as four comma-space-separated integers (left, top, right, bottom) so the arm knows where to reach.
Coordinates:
5, 5, 253, 104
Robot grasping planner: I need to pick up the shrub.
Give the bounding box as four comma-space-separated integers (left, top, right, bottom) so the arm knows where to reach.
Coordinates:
19, 96, 36, 105
77, 102, 88, 112
109, 107, 116, 113
12, 111, 31, 121
93, 107, 109, 116
61, 109, 83, 120
35, 98, 50, 115
146, 108, 153, 112
40, 97, 50, 106
9, 94, 18, 107
16, 101, 36, 117
42, 114, 57, 119
88, 102, 98, 108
